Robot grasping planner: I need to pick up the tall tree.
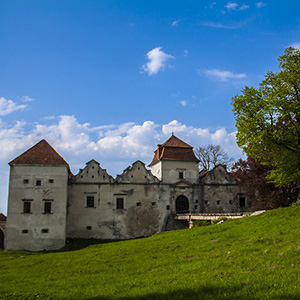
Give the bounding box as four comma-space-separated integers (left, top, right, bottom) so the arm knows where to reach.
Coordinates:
195, 144, 233, 170
232, 156, 298, 210
232, 47, 300, 187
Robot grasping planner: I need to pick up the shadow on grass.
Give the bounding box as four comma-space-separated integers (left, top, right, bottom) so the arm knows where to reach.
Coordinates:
3, 284, 299, 300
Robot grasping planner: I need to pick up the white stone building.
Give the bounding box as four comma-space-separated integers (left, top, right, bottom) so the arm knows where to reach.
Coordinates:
5, 135, 248, 251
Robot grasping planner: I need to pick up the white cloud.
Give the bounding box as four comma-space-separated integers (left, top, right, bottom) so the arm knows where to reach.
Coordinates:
21, 96, 34, 102
209, 2, 216, 8
142, 47, 174, 76
202, 69, 246, 81
172, 20, 180, 26
291, 42, 300, 49
225, 2, 249, 11
0, 116, 244, 214
202, 22, 241, 29
180, 100, 188, 107
255, 2, 266, 8
0, 97, 27, 116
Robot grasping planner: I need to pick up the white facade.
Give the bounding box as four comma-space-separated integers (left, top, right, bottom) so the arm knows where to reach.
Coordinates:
5, 136, 249, 251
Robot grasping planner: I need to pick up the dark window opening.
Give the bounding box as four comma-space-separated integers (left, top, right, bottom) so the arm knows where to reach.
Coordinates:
86, 196, 95, 208
116, 198, 124, 209
21, 229, 28, 234
136, 202, 141, 206
205, 201, 208, 205
41, 229, 49, 233
179, 172, 184, 179
151, 202, 156, 206
36, 180, 42, 186
176, 196, 189, 213
86, 226, 92, 230
195, 200, 198, 203
49, 179, 54, 183
239, 197, 246, 207
229, 200, 233, 205
92, 175, 94, 178
44, 202, 52, 214
23, 179, 29, 184
23, 201, 31, 214
0, 230, 4, 249
195, 205, 198, 209
166, 205, 170, 210
217, 200, 221, 205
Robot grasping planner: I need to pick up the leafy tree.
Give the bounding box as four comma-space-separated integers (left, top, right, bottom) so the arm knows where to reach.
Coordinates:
232, 47, 300, 187
232, 156, 298, 210
195, 144, 234, 170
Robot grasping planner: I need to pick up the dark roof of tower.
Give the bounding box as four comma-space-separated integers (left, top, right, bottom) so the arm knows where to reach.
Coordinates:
9, 140, 70, 167
149, 135, 199, 165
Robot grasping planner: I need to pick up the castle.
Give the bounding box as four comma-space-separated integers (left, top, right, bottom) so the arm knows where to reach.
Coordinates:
4, 135, 248, 251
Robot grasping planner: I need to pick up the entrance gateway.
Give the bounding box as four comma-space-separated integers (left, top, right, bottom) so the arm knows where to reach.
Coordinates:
176, 195, 189, 213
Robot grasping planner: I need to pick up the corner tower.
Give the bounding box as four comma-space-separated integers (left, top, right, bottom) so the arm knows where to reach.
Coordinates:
149, 135, 199, 184
5, 140, 71, 251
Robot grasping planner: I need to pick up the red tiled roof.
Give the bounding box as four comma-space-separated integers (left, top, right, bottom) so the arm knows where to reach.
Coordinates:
150, 135, 199, 165
0, 213, 6, 222
9, 140, 70, 166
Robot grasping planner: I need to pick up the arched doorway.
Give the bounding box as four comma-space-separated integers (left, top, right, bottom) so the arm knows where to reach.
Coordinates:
0, 229, 4, 250
176, 196, 189, 213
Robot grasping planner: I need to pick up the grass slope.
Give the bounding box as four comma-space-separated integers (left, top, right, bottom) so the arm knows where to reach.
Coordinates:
1, 206, 300, 300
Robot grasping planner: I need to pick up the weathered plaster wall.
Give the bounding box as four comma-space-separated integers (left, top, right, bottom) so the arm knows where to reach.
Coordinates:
5, 165, 69, 251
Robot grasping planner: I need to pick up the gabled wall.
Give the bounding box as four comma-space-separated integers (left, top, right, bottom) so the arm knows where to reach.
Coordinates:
5, 165, 69, 251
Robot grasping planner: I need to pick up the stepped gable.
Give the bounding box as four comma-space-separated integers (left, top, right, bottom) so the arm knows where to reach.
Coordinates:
149, 135, 199, 165
9, 139, 70, 167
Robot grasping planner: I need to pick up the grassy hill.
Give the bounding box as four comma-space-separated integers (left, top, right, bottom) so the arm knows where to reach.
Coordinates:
1, 206, 300, 300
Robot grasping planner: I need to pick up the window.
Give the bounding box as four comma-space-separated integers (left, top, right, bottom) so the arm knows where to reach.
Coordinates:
136, 202, 141, 206
195, 205, 198, 209
116, 198, 124, 209
36, 180, 42, 186
179, 172, 184, 179
86, 226, 92, 230
23, 200, 32, 213
205, 201, 209, 205
23, 179, 29, 184
239, 197, 246, 208
86, 196, 95, 208
151, 202, 156, 206
229, 200, 233, 205
49, 179, 54, 183
166, 205, 170, 210
217, 200, 221, 205
41, 229, 49, 233
44, 202, 52, 214
22, 229, 28, 234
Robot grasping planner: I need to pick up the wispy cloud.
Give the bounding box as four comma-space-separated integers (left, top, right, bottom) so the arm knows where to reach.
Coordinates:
225, 2, 249, 11
21, 96, 34, 102
202, 22, 242, 29
172, 20, 180, 27
255, 2, 266, 8
142, 47, 174, 76
202, 69, 246, 81
209, 2, 216, 8
180, 100, 188, 107
0, 97, 27, 116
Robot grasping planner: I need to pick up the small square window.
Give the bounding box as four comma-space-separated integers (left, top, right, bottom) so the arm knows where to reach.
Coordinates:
195, 205, 198, 209
179, 172, 184, 179
166, 205, 170, 210
86, 196, 95, 208
23, 179, 29, 184
151, 202, 156, 206
22, 229, 28, 234
136, 202, 141, 206
116, 198, 124, 209
41, 229, 49, 233
217, 200, 221, 205
229, 200, 233, 205
36, 180, 42, 186
44, 202, 52, 214
195, 200, 198, 204
49, 179, 54, 183
86, 226, 92, 230
239, 197, 246, 207
204, 201, 208, 205
23, 201, 31, 213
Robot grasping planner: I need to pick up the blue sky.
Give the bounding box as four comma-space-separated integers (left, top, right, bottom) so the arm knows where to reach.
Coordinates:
1, 0, 300, 214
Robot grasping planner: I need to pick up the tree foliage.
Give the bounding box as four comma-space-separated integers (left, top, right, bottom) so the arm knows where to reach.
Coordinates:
232, 47, 300, 186
232, 156, 298, 210
195, 144, 233, 170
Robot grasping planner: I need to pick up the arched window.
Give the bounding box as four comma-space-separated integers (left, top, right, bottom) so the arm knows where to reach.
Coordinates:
176, 196, 189, 213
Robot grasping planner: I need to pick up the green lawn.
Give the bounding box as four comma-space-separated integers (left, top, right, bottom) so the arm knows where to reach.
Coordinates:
1, 206, 300, 299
